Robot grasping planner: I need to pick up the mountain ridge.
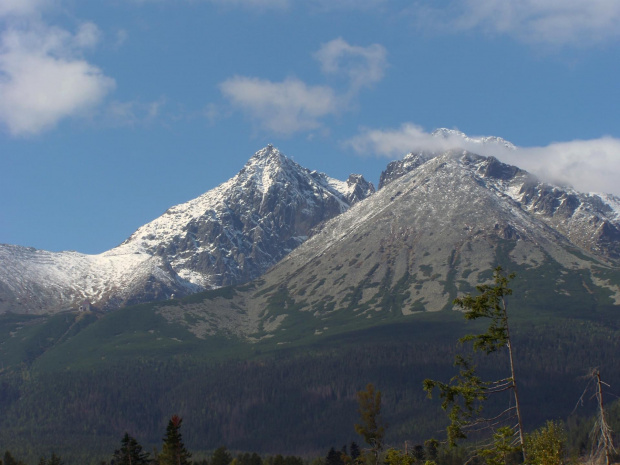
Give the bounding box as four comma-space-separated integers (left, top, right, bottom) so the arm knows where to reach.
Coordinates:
0, 145, 374, 314
151, 149, 620, 341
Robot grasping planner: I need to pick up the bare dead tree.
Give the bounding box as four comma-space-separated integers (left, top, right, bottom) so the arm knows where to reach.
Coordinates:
575, 368, 618, 465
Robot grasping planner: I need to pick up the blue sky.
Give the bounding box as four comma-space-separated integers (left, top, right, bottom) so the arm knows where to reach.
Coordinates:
1, 0, 620, 254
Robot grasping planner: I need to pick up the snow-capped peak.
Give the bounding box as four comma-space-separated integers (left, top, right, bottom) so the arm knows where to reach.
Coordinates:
431, 128, 516, 150
0, 146, 378, 315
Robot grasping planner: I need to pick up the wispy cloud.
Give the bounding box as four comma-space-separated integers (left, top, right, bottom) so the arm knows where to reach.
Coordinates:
0, 22, 115, 136
129, 0, 289, 8
411, 0, 620, 47
220, 39, 387, 136
346, 123, 447, 158
128, 0, 387, 10
219, 77, 338, 135
314, 38, 387, 94
346, 123, 620, 196
0, 0, 50, 18
105, 98, 165, 127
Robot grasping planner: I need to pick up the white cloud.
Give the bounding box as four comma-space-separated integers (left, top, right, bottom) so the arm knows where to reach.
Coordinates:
0, 22, 115, 136
346, 123, 451, 158
346, 124, 620, 196
511, 138, 620, 196
219, 76, 338, 135
0, 0, 49, 18
220, 38, 387, 135
314, 38, 387, 93
412, 0, 620, 46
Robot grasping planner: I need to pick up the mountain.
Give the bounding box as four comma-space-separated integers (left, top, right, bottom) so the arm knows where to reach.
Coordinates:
380, 150, 620, 260
0, 145, 374, 314
152, 149, 620, 341
2, 140, 620, 461
378, 128, 515, 188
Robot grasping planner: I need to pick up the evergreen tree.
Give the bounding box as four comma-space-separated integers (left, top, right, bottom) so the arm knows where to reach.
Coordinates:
3, 452, 24, 465
325, 448, 344, 465
349, 443, 361, 462
159, 415, 192, 465
237, 452, 262, 465
411, 445, 424, 461
424, 268, 526, 461
211, 446, 232, 465
113, 432, 151, 465
34, 454, 63, 465
47, 454, 63, 465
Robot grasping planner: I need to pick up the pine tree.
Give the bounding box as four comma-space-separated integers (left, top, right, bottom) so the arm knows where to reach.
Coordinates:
325, 447, 344, 465
3, 451, 25, 465
113, 432, 151, 465
424, 267, 526, 461
47, 454, 63, 465
211, 446, 232, 465
350, 442, 361, 462
159, 415, 192, 465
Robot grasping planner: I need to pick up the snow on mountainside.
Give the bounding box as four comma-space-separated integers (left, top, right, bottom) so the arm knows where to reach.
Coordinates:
0, 145, 374, 314
0, 245, 188, 314
378, 128, 515, 188
381, 143, 620, 261
431, 128, 517, 150
153, 149, 620, 341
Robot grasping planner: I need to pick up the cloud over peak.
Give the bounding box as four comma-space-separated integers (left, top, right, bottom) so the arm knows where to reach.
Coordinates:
346, 123, 620, 197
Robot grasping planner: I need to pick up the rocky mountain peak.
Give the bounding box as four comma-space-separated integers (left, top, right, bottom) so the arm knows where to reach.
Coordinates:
379, 129, 518, 189
0, 146, 375, 314
431, 128, 516, 150
248, 144, 284, 165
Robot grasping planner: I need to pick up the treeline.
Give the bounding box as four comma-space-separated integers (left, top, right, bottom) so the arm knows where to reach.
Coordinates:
3, 397, 619, 465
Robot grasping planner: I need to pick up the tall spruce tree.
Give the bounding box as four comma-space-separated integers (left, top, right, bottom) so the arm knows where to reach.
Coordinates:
159, 415, 192, 465
112, 432, 151, 465
424, 267, 526, 461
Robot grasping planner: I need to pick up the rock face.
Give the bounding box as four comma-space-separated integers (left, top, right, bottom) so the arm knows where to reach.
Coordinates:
0, 146, 374, 314
157, 149, 620, 341
380, 149, 620, 261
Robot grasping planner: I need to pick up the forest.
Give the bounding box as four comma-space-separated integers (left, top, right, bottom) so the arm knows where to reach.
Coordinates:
1, 270, 619, 465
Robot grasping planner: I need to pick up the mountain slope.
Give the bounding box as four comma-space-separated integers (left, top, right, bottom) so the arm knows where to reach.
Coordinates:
154, 149, 620, 341
0, 146, 374, 314
381, 150, 620, 260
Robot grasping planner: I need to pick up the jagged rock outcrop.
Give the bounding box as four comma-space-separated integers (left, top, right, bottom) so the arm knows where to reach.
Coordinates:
157, 149, 620, 340
0, 145, 374, 314
380, 147, 620, 261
